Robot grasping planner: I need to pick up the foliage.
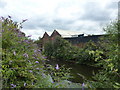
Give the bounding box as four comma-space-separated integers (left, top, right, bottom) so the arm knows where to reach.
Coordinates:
44, 36, 105, 65
43, 20, 120, 88
1, 16, 77, 88
1, 16, 46, 88
43, 64, 72, 82
80, 41, 105, 65
86, 20, 120, 88
44, 36, 85, 63
34, 37, 42, 48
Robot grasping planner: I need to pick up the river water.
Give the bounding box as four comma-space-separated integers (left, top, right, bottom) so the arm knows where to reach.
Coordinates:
47, 60, 99, 83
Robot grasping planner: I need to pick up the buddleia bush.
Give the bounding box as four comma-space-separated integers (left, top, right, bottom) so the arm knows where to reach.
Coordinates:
1, 16, 49, 88
1, 16, 76, 88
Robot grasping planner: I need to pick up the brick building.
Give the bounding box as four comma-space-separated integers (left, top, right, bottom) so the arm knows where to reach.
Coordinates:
41, 29, 105, 49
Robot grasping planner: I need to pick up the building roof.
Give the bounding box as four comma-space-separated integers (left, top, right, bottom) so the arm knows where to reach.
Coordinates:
42, 32, 49, 38
53, 29, 85, 38
64, 35, 105, 44
50, 30, 61, 37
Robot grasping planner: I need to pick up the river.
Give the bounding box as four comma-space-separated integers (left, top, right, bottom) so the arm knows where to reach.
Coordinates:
46, 60, 99, 83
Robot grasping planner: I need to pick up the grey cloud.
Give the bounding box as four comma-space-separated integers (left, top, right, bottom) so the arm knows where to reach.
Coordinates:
107, 2, 118, 9
80, 2, 111, 21
20, 2, 114, 34
53, 19, 75, 25
38, 21, 72, 31
23, 18, 45, 29
23, 16, 77, 31
23, 15, 99, 33
0, 1, 7, 8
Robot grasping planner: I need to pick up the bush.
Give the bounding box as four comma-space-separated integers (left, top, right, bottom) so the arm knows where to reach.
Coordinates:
86, 20, 120, 88
1, 16, 77, 88
44, 36, 104, 65
44, 37, 84, 62
1, 16, 47, 88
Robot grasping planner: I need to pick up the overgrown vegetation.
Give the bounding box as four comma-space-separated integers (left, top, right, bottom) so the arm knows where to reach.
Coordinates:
1, 16, 82, 88
86, 21, 120, 88
43, 20, 120, 88
2, 15, 119, 88
43, 36, 104, 65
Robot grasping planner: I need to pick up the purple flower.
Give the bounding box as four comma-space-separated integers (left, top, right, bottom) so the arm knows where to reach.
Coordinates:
35, 61, 39, 63
23, 53, 29, 58
8, 28, 11, 30
23, 40, 30, 43
82, 83, 85, 87
42, 73, 46, 78
34, 50, 37, 53
18, 41, 21, 43
82, 83, 85, 90
2, 30, 4, 32
33, 54, 37, 57
55, 64, 59, 70
14, 28, 17, 30
36, 68, 39, 70
52, 81, 54, 83
29, 70, 32, 73
18, 34, 22, 37
38, 49, 41, 52
28, 60, 30, 62
24, 83, 27, 86
11, 84, 16, 88
13, 51, 16, 55
42, 56, 47, 59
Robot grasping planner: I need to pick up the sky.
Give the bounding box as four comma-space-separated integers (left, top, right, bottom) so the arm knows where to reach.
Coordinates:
0, 0, 119, 40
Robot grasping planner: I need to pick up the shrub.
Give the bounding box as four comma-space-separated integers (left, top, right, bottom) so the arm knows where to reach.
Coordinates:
1, 16, 47, 88
1, 16, 76, 88
86, 20, 120, 88
44, 36, 104, 65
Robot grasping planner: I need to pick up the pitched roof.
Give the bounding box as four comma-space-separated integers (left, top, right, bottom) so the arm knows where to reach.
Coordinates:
50, 30, 61, 37
54, 29, 85, 38
42, 32, 49, 38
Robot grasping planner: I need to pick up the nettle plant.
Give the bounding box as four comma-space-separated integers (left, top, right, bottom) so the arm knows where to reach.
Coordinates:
1, 16, 46, 88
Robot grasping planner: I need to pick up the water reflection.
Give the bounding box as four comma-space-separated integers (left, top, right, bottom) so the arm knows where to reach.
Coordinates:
47, 60, 99, 83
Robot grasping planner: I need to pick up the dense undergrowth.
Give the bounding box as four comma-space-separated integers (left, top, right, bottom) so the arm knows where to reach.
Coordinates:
43, 36, 105, 65
1, 16, 119, 89
1, 16, 83, 88
86, 21, 120, 88
42, 20, 120, 88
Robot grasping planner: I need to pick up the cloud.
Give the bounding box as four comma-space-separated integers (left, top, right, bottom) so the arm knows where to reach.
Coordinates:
1, 0, 118, 40
0, 0, 7, 8
79, 2, 111, 21
107, 2, 118, 9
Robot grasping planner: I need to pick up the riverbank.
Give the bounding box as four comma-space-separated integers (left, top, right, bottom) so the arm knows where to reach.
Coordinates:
46, 59, 100, 83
